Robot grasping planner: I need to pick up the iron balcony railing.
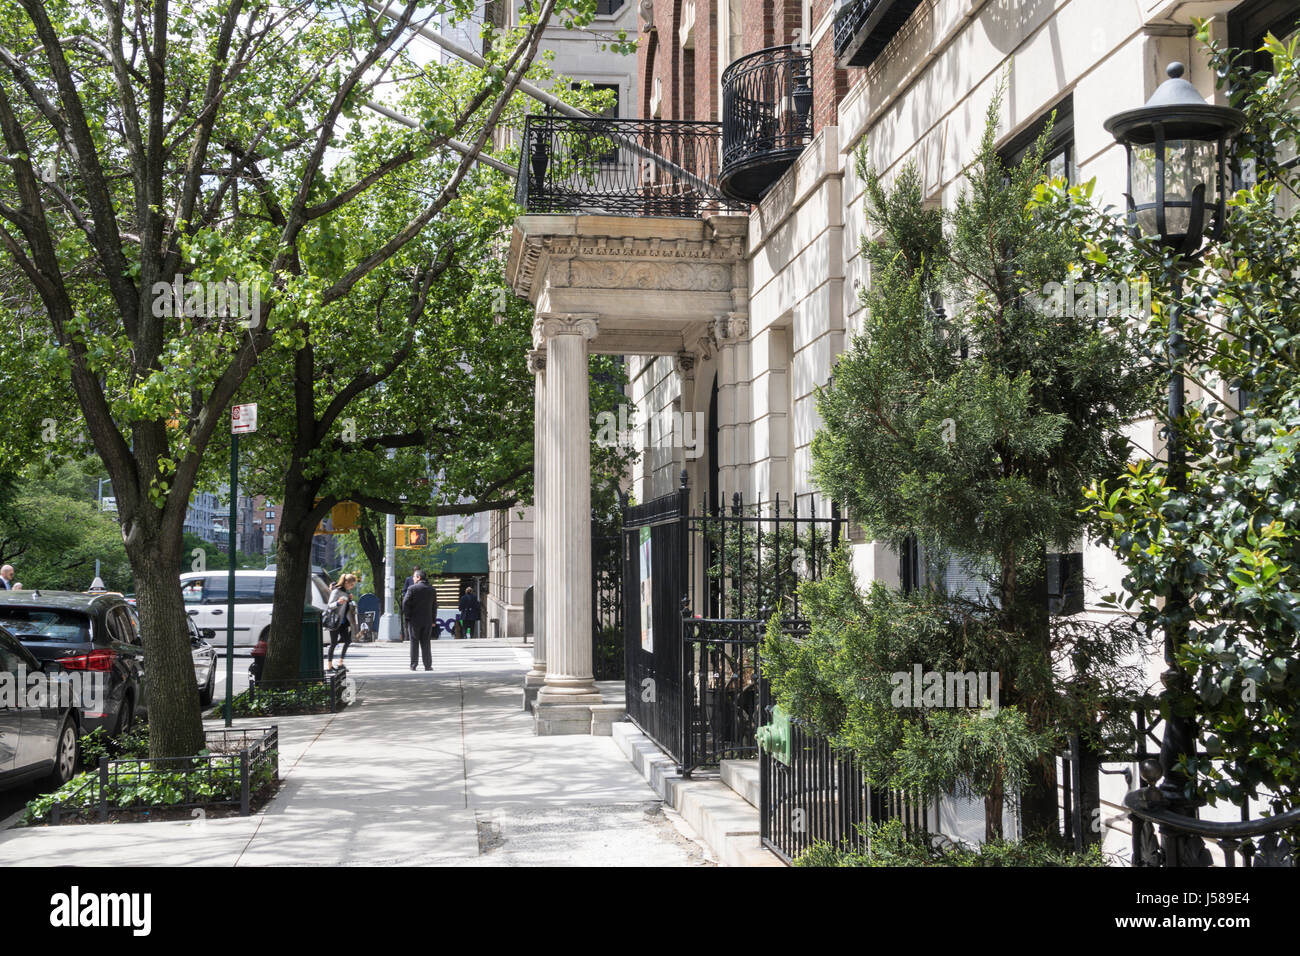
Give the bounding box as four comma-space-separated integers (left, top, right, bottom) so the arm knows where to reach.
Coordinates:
516, 115, 749, 218
720, 46, 814, 204
833, 0, 925, 69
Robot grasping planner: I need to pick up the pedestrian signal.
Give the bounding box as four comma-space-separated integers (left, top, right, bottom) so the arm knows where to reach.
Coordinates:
396, 524, 428, 549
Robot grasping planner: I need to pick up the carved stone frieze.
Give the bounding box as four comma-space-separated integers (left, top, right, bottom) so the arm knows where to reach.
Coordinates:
569, 260, 731, 293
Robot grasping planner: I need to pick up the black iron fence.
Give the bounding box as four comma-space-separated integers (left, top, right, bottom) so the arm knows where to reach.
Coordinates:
241, 666, 350, 714
621, 474, 843, 775
682, 618, 764, 770
759, 678, 930, 864
1060, 700, 1300, 867
593, 519, 624, 681
45, 726, 279, 824
516, 115, 749, 218
690, 491, 840, 621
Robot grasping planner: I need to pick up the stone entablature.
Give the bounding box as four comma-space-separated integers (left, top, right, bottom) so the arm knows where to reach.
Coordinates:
507, 214, 751, 356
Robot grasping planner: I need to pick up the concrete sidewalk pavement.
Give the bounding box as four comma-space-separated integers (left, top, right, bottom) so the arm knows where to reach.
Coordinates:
0, 640, 713, 867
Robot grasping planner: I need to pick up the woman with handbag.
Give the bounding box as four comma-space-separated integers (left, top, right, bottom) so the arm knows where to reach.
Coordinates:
326, 573, 358, 670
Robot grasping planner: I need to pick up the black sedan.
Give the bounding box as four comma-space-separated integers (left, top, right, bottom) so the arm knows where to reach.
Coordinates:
0, 590, 146, 735
0, 625, 79, 791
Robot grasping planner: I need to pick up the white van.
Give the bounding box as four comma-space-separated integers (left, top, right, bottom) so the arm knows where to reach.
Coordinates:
179, 570, 331, 649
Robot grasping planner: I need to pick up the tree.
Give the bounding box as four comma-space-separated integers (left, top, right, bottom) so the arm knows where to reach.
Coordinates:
0, 458, 132, 591
0, 0, 582, 755
768, 89, 1153, 840
1078, 23, 1300, 810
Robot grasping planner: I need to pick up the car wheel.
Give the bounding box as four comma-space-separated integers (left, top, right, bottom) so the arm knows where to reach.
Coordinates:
199, 668, 215, 706
48, 717, 78, 786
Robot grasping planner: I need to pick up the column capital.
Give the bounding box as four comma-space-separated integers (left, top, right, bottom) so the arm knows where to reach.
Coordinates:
533, 313, 599, 348
527, 349, 546, 375
712, 311, 749, 343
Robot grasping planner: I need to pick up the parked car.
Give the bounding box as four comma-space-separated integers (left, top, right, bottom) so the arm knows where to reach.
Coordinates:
0, 590, 146, 735
191, 618, 217, 706
120, 604, 218, 706
178, 570, 331, 650
0, 625, 80, 790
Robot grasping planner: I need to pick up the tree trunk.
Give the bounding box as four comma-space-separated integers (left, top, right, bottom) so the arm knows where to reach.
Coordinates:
357, 513, 385, 615
985, 765, 1005, 842
1018, 552, 1059, 840
262, 484, 321, 683
125, 518, 206, 758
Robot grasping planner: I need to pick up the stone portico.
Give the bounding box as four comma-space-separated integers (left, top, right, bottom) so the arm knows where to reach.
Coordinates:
506, 213, 749, 734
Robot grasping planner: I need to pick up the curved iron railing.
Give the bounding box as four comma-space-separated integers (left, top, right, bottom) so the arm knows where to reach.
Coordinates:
1124, 761, 1300, 867
516, 115, 748, 218
720, 46, 814, 203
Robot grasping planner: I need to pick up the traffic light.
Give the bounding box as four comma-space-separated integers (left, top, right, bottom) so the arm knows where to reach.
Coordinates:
313, 500, 360, 535
396, 524, 428, 549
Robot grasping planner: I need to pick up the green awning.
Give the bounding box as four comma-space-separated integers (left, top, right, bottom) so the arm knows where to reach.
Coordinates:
426, 542, 488, 576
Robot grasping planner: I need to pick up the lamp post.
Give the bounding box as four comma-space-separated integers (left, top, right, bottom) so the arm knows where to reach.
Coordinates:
1105, 62, 1244, 865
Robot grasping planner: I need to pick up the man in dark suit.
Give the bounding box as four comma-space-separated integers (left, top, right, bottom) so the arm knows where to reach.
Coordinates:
458, 586, 481, 639
401, 569, 438, 671
400, 569, 421, 642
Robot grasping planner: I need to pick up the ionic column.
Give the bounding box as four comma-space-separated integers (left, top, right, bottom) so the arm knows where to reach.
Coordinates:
536, 314, 602, 730
523, 348, 547, 709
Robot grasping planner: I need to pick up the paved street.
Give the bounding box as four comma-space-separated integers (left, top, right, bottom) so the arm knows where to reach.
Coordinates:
0, 640, 713, 867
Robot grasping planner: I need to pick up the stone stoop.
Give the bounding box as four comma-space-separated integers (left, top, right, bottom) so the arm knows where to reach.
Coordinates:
720, 759, 760, 809
612, 723, 785, 867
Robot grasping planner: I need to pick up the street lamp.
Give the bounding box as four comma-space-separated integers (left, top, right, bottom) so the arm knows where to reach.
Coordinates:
1105, 62, 1244, 866
1104, 62, 1245, 257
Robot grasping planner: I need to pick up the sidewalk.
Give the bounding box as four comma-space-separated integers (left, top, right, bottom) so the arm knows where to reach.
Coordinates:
0, 640, 713, 867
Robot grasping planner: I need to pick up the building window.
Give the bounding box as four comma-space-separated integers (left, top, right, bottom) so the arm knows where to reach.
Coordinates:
594, 0, 624, 15
266, 508, 275, 518
265, 523, 275, 534
1229, 0, 1299, 215
573, 81, 620, 119
999, 94, 1075, 184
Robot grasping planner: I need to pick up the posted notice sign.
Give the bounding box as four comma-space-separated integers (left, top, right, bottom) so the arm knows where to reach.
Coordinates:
231, 403, 258, 434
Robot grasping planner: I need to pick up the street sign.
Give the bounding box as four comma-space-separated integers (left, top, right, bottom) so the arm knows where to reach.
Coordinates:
231, 403, 258, 434
101, 497, 117, 512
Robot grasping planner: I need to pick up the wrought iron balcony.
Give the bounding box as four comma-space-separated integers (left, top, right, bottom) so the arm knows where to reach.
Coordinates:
833, 0, 924, 69
515, 115, 748, 218
720, 46, 814, 204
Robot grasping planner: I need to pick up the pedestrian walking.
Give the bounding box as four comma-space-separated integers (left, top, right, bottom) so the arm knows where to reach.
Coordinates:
327, 573, 359, 670
458, 586, 481, 640
400, 568, 421, 641
402, 569, 438, 671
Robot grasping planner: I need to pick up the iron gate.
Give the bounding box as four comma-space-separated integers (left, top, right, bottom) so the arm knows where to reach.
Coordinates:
621, 477, 691, 764
621, 473, 843, 775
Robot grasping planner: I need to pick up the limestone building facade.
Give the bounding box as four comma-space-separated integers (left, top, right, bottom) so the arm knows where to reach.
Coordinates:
503, 0, 1298, 833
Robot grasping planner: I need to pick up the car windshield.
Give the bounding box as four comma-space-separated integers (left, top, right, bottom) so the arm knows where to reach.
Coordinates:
0, 607, 92, 642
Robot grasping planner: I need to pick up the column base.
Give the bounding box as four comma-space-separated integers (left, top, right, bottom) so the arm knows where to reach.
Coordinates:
532, 698, 602, 736
522, 670, 546, 712
536, 675, 601, 701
